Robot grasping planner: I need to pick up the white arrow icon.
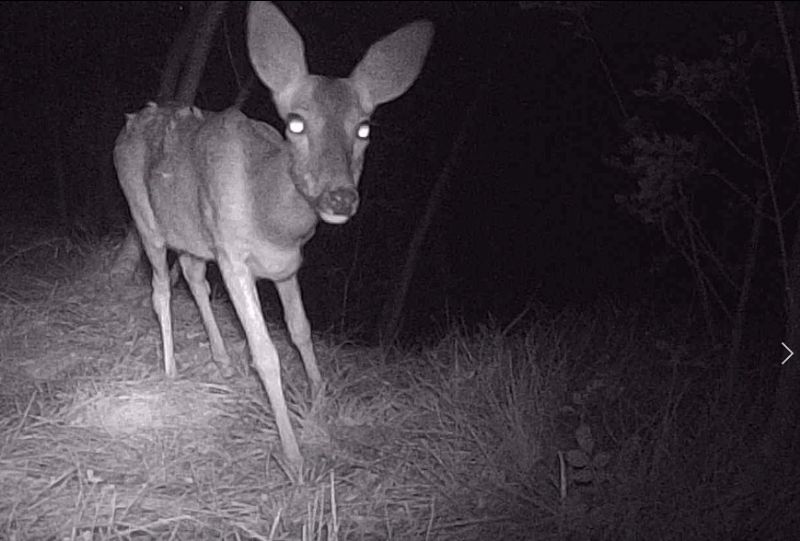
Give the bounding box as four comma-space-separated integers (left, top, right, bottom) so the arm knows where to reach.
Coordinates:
782, 342, 794, 365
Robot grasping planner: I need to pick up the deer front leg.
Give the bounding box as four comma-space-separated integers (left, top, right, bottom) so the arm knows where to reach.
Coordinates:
275, 275, 322, 396
217, 257, 302, 469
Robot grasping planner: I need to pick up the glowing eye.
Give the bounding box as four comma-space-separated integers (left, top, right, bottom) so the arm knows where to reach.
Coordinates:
356, 122, 370, 140
287, 114, 305, 135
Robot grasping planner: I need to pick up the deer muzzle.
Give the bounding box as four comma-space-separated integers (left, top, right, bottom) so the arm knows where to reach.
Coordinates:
318, 186, 359, 224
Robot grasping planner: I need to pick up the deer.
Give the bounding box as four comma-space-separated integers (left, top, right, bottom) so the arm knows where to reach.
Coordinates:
113, 1, 433, 470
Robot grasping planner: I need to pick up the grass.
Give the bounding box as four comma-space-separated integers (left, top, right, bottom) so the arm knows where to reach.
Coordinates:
0, 227, 797, 539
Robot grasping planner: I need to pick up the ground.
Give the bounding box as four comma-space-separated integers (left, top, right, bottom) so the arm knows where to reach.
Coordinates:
1, 227, 797, 540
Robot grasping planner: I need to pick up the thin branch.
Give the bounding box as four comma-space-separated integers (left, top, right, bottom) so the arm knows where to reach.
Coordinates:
775, 1, 800, 129
687, 211, 736, 290
753, 94, 791, 320
689, 102, 764, 171
576, 11, 628, 121
705, 170, 757, 213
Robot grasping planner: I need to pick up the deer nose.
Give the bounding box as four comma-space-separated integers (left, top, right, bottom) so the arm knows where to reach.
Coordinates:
324, 187, 359, 217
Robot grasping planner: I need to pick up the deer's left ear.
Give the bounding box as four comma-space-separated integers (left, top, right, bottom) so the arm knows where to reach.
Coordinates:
350, 21, 434, 112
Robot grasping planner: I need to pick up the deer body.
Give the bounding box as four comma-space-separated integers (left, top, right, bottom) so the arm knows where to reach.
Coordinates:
118, 106, 314, 274
114, 1, 432, 470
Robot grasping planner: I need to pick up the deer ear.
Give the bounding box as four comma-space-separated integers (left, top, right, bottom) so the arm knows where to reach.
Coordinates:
350, 20, 434, 111
247, 2, 309, 114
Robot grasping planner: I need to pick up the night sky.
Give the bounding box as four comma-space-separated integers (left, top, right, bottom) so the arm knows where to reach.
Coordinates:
0, 1, 785, 338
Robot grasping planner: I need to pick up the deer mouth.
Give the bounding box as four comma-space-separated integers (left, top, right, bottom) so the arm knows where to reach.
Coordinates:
319, 212, 350, 225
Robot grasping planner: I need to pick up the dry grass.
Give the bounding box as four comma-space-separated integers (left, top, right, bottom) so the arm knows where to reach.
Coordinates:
0, 229, 557, 540
1, 227, 798, 540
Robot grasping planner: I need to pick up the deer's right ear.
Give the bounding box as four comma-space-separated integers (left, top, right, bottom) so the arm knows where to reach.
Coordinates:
247, 1, 309, 116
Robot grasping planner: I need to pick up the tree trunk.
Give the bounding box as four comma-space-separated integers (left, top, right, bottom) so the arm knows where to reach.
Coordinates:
175, 2, 229, 105
378, 7, 514, 343
157, 2, 208, 104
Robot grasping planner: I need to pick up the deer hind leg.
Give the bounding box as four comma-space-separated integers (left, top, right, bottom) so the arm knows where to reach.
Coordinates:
276, 276, 322, 395
217, 258, 302, 469
137, 236, 175, 377
178, 254, 235, 378
114, 123, 177, 377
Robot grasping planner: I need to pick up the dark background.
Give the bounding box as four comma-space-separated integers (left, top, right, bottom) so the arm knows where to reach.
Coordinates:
0, 1, 785, 340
